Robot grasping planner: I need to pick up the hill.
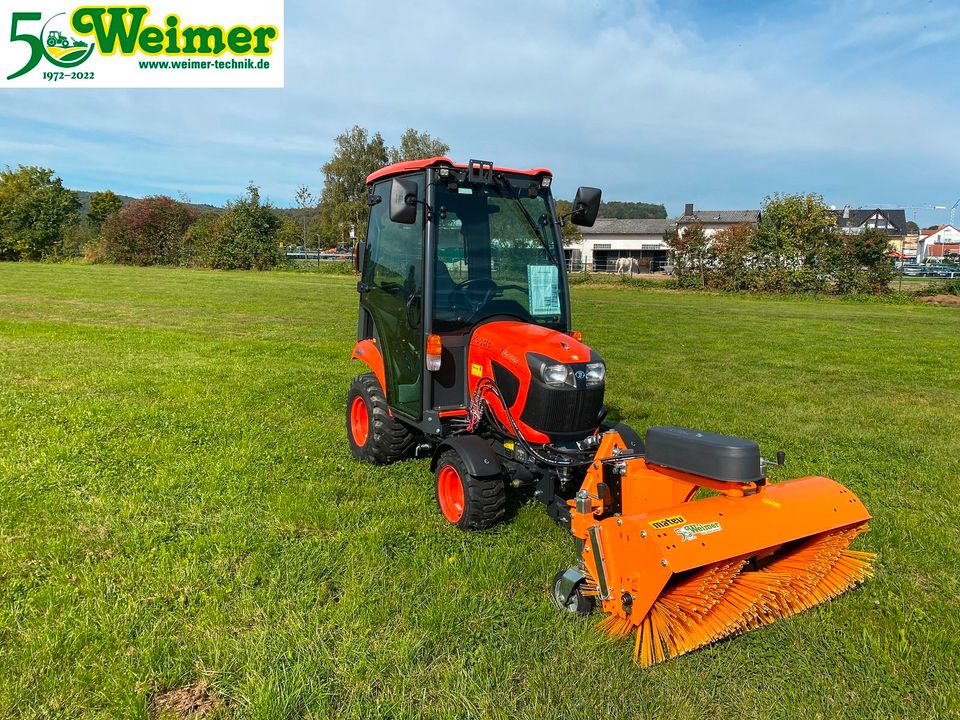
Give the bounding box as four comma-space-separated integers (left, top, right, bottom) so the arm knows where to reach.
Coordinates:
73, 190, 219, 216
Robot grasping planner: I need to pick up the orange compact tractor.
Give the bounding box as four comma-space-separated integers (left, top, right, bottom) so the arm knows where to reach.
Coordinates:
347, 157, 874, 665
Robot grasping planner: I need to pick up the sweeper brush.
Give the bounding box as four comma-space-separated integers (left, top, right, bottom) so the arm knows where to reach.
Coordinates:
347, 157, 874, 668
562, 429, 875, 666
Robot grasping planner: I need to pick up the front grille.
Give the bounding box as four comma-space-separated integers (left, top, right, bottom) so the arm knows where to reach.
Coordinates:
519, 381, 604, 440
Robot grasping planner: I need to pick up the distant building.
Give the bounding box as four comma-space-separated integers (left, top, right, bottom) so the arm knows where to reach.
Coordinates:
574, 218, 675, 272
676, 203, 761, 237
830, 207, 907, 237
917, 225, 960, 262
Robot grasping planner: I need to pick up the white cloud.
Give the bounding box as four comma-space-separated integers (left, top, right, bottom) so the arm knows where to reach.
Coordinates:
1, 0, 957, 216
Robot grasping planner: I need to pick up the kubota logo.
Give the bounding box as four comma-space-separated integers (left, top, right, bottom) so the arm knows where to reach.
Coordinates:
3, 2, 284, 87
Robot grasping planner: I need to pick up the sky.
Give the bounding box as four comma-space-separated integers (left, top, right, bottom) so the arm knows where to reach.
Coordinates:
1, 0, 959, 227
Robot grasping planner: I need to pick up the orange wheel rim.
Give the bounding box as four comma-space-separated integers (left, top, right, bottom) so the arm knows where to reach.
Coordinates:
437, 465, 465, 522
350, 396, 369, 446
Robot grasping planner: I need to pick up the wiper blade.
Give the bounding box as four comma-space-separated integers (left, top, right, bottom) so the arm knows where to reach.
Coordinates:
493, 173, 557, 265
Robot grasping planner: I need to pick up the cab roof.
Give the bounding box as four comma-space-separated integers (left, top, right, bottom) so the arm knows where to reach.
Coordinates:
365, 156, 553, 185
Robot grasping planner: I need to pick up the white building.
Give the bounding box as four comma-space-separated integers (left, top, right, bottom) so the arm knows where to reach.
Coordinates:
676, 203, 761, 238
573, 218, 675, 272
917, 225, 960, 262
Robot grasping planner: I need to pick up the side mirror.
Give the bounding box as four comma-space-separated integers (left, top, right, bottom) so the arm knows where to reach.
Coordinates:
389, 177, 419, 224
571, 186, 602, 227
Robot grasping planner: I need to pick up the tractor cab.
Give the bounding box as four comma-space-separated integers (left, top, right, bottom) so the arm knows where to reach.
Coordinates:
354, 157, 601, 435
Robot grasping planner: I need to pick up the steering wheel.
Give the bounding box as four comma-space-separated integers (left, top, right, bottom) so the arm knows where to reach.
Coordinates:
457, 278, 499, 309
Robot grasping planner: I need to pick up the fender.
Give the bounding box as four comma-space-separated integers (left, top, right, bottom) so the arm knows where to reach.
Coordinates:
352, 339, 385, 393
430, 435, 502, 477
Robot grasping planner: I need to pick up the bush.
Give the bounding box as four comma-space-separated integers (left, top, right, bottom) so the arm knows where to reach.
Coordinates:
190, 185, 282, 271
830, 228, 893, 294
666, 194, 894, 296
917, 279, 960, 297
99, 196, 197, 265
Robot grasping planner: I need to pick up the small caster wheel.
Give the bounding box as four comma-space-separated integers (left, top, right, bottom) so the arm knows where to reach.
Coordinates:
552, 568, 594, 616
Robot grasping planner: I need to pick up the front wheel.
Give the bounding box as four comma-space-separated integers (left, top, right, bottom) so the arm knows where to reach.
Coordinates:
433, 450, 505, 530
346, 373, 414, 464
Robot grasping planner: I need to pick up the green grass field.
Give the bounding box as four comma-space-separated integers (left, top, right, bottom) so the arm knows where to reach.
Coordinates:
1, 264, 959, 719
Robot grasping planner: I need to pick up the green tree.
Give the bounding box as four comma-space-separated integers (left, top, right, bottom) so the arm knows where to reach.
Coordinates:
709, 223, 756, 291
553, 199, 583, 247
667, 221, 709, 287
0, 165, 80, 260
830, 227, 893, 294
100, 195, 197, 265
598, 201, 667, 220
318, 126, 389, 247
294, 184, 317, 250
755, 193, 837, 291
87, 190, 123, 232
196, 183, 283, 271
387, 128, 450, 164
276, 218, 300, 249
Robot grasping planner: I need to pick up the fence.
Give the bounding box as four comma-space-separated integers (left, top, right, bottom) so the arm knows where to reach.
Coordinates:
566, 257, 672, 274
284, 248, 352, 269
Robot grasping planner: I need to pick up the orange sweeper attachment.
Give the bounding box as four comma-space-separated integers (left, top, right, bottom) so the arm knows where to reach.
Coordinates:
560, 428, 873, 666
346, 157, 875, 666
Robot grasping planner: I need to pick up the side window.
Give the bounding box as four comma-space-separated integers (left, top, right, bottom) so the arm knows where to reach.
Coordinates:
364, 176, 424, 293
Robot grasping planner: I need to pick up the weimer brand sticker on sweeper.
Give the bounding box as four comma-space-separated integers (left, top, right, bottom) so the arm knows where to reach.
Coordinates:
674, 521, 723, 542
1, 1, 284, 87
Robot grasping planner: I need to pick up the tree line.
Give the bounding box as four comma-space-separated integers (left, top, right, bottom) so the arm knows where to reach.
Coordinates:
1, 139, 896, 294
666, 193, 894, 294
0, 127, 454, 269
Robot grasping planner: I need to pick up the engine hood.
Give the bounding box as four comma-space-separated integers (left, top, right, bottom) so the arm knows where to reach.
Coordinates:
469, 320, 598, 369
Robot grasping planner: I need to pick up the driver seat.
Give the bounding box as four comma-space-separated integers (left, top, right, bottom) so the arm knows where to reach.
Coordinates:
434, 260, 470, 321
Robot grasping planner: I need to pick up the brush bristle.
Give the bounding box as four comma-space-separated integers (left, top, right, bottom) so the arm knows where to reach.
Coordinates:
595, 524, 874, 667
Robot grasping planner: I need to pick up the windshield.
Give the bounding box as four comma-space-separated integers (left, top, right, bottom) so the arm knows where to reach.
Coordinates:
433, 179, 567, 332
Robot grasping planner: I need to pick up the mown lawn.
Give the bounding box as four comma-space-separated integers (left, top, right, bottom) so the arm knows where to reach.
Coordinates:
1, 264, 958, 720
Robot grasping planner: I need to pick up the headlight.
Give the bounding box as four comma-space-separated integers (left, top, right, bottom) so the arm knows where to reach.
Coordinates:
585, 362, 605, 385
541, 363, 573, 386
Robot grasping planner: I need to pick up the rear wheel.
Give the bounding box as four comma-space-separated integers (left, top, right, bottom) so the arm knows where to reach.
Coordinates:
433, 451, 505, 530
346, 373, 414, 464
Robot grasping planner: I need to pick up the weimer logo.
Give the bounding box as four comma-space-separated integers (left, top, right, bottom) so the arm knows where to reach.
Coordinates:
674, 521, 723, 542
6, 11, 95, 78
3, 1, 284, 88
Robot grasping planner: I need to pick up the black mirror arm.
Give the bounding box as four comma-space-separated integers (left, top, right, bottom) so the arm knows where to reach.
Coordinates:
405, 195, 434, 221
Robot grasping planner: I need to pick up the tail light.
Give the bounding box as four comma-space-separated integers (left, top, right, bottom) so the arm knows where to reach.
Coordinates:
426, 334, 442, 372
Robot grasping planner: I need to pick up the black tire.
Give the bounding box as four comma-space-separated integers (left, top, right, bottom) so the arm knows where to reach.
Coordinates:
551, 570, 594, 616
346, 372, 415, 465
434, 450, 505, 530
